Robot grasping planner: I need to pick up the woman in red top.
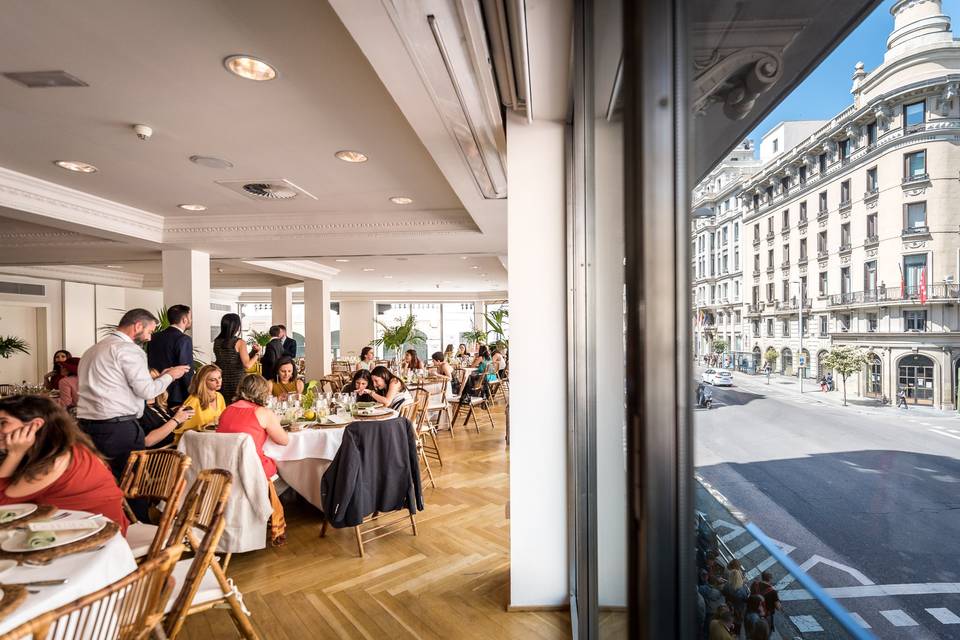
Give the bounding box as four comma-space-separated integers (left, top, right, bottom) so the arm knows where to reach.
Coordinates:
0, 395, 128, 534
217, 374, 288, 545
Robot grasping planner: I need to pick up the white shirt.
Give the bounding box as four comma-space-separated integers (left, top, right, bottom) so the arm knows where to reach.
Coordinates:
76, 331, 173, 420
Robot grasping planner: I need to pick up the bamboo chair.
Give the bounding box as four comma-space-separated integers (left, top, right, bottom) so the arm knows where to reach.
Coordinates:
319, 376, 342, 394
412, 387, 443, 468
162, 470, 260, 640
0, 544, 184, 640
119, 449, 191, 560
398, 398, 435, 489
425, 379, 455, 437
451, 374, 496, 433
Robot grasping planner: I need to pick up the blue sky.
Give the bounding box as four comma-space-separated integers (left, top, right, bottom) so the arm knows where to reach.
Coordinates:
746, 0, 960, 144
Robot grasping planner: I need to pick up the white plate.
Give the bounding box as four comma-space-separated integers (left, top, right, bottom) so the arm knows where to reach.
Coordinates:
0, 504, 37, 525
2, 518, 106, 552
0, 559, 16, 579
359, 407, 393, 417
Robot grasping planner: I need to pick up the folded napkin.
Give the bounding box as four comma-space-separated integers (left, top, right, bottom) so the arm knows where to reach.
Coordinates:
326, 414, 350, 425
0, 510, 20, 524
27, 531, 57, 549
28, 519, 100, 532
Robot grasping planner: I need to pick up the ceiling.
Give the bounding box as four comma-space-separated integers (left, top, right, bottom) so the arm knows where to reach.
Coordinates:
0, 0, 508, 277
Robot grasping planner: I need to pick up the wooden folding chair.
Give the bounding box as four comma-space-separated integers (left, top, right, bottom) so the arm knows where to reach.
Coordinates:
119, 449, 191, 561
451, 374, 496, 433
0, 544, 184, 640
425, 379, 455, 437
413, 387, 443, 468
319, 376, 342, 394
162, 470, 260, 640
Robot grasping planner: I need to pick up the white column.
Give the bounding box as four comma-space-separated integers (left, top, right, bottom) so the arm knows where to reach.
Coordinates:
507, 113, 567, 607
473, 300, 486, 335
162, 250, 211, 361
271, 286, 293, 329
303, 278, 332, 379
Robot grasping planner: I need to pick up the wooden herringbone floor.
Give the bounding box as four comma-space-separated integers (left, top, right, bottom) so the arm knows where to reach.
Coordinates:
180, 404, 575, 639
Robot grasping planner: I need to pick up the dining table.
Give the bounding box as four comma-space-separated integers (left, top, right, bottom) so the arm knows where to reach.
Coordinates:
0, 509, 137, 634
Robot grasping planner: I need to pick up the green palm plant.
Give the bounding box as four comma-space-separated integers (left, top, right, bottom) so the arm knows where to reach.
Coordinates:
462, 327, 488, 347
247, 330, 272, 348
0, 336, 30, 359
373, 314, 425, 365
484, 308, 508, 350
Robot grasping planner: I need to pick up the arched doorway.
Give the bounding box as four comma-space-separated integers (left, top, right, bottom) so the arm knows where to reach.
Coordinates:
866, 353, 883, 399
799, 348, 810, 379
898, 354, 935, 405
817, 349, 830, 380
751, 346, 761, 373
781, 347, 793, 376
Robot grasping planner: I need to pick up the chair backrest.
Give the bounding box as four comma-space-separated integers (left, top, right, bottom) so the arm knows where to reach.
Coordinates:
120, 449, 191, 503
319, 376, 342, 394
398, 401, 416, 421
1, 544, 184, 640
163, 471, 233, 639
411, 388, 430, 431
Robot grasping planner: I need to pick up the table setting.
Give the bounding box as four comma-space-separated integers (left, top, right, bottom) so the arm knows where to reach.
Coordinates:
0, 506, 136, 633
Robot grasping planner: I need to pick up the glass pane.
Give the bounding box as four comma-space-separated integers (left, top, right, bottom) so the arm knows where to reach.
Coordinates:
441, 302, 475, 353
374, 302, 440, 362
907, 151, 926, 177
905, 101, 925, 126
907, 203, 926, 227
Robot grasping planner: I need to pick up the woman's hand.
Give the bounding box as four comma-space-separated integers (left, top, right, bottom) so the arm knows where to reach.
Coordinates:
173, 406, 195, 425
5, 423, 40, 457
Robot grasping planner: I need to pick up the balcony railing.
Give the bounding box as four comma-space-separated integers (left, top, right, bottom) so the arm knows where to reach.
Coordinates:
753, 237, 761, 247
902, 172, 929, 185
782, 227, 790, 238
817, 249, 828, 259
798, 256, 808, 265
839, 199, 852, 210
798, 215, 808, 227
781, 260, 791, 268
766, 266, 775, 274
827, 283, 960, 307
865, 234, 879, 246
766, 231, 775, 240
817, 210, 829, 221
839, 242, 852, 253
864, 188, 879, 200
753, 268, 761, 277
747, 303, 761, 313
902, 225, 930, 237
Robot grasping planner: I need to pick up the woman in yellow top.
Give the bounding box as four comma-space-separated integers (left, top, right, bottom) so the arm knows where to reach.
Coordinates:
175, 364, 226, 442
271, 357, 304, 400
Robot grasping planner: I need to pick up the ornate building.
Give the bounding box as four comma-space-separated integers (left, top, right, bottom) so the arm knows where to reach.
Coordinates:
694, 0, 960, 408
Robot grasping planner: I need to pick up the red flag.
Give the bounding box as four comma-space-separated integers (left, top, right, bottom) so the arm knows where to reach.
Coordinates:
899, 263, 906, 299
920, 266, 928, 304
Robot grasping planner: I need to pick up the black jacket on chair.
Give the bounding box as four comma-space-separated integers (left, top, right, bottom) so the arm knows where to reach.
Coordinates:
260, 339, 285, 382
320, 417, 423, 528
146, 326, 193, 405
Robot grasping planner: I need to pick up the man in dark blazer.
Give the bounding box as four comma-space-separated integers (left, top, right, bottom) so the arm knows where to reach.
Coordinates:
278, 324, 298, 359
260, 325, 286, 382
146, 304, 193, 406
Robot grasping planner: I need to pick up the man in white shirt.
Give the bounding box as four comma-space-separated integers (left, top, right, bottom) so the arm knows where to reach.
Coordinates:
77, 308, 190, 478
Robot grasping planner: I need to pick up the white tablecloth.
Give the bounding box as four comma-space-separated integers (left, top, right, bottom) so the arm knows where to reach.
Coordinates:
0, 510, 137, 633
263, 427, 345, 462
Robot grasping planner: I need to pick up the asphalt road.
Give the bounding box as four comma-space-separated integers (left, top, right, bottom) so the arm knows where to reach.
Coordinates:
696, 373, 960, 639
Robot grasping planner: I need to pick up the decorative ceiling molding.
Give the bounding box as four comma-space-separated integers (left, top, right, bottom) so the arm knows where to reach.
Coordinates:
241, 259, 340, 282
0, 167, 164, 243
0, 264, 144, 288
0, 229, 117, 248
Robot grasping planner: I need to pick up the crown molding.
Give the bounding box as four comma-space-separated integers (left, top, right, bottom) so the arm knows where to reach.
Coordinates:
233, 289, 507, 303
0, 264, 144, 288
241, 259, 340, 281
0, 167, 164, 243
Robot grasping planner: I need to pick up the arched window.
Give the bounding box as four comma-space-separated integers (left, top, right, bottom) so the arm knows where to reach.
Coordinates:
866, 354, 883, 398
817, 349, 830, 379
781, 347, 793, 376
898, 354, 935, 405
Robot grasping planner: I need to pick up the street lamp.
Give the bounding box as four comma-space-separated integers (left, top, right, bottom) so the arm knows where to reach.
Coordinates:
792, 279, 804, 394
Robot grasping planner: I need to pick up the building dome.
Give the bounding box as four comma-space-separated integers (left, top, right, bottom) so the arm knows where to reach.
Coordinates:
886, 0, 953, 62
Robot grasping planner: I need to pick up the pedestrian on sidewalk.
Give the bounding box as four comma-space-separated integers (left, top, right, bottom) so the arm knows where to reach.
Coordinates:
752, 572, 781, 635
826, 372, 834, 391
819, 375, 827, 392
898, 387, 908, 409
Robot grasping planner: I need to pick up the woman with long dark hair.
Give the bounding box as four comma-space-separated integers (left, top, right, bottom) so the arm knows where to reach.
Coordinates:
402, 349, 423, 372
343, 369, 375, 401
57, 357, 81, 412
213, 313, 261, 399
368, 366, 412, 410
0, 395, 128, 532
271, 357, 304, 400
43, 349, 71, 391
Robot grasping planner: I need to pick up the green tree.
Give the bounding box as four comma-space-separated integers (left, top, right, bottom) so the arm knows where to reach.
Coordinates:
712, 339, 728, 354
822, 346, 868, 406
763, 347, 778, 369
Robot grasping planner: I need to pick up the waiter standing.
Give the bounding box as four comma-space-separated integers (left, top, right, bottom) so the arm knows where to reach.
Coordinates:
77, 308, 190, 478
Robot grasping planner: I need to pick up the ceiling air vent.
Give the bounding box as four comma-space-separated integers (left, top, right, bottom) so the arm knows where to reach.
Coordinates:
215, 178, 317, 202
0, 281, 45, 296
3, 71, 88, 88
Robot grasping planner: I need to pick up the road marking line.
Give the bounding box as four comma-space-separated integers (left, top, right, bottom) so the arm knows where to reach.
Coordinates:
880, 610, 918, 627
733, 540, 760, 558
710, 518, 745, 543
780, 582, 960, 601
849, 613, 871, 628
926, 608, 960, 624
775, 554, 874, 591
790, 615, 823, 632
930, 429, 960, 441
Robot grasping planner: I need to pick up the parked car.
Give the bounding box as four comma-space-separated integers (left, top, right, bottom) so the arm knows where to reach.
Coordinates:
702, 369, 733, 386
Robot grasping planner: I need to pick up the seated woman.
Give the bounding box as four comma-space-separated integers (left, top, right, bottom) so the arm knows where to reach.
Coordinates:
140, 370, 196, 449
401, 349, 423, 373
431, 351, 459, 395
356, 346, 376, 371
471, 345, 499, 383
491, 346, 507, 378
57, 357, 81, 412
0, 395, 128, 533
455, 344, 468, 360
368, 366, 412, 410
342, 369, 376, 402
217, 374, 289, 546
43, 349, 71, 391
271, 357, 304, 400
444, 344, 455, 361
175, 365, 226, 442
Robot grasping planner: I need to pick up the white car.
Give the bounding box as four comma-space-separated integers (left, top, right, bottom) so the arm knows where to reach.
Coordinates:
702, 369, 733, 386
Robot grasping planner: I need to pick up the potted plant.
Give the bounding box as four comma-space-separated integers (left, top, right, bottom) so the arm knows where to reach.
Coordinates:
374, 314, 425, 367
484, 308, 509, 351
0, 336, 30, 360
462, 327, 488, 351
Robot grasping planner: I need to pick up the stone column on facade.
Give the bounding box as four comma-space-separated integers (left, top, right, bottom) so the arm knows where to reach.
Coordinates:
161, 249, 211, 361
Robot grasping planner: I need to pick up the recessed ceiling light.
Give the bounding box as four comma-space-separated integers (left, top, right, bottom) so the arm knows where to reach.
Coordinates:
459, 256, 468, 260
223, 55, 277, 81
471, 265, 479, 270
189, 155, 234, 169
389, 196, 413, 205
335, 150, 368, 163
362, 268, 376, 272
105, 265, 122, 269
178, 203, 207, 211
335, 259, 350, 263
480, 273, 487, 277
54, 160, 97, 173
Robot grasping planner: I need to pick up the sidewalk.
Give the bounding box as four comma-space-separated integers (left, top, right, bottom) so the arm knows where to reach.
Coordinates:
728, 369, 953, 417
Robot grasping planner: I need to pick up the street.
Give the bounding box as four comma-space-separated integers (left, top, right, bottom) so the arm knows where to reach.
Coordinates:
696, 371, 960, 639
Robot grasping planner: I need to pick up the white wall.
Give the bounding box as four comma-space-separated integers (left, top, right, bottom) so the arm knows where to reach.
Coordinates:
125, 288, 164, 315
0, 304, 41, 383
338, 300, 375, 357
0, 274, 61, 377
508, 113, 568, 607
63, 282, 95, 356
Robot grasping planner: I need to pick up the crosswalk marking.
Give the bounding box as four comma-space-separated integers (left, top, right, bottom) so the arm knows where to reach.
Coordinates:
849, 613, 871, 628
790, 615, 824, 632
926, 608, 960, 624
880, 610, 918, 627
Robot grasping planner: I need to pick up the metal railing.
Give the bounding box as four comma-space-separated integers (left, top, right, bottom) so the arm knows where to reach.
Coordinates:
902, 172, 929, 184
865, 234, 879, 245
902, 225, 929, 236
827, 283, 960, 306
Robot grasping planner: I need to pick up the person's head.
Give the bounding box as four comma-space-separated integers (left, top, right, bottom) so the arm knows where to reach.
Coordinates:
477, 345, 490, 359
236, 374, 272, 406
215, 313, 242, 343
370, 366, 404, 392
360, 346, 374, 362
269, 325, 282, 339
61, 357, 80, 378
52, 350, 71, 367
167, 304, 192, 329
350, 369, 372, 393
277, 324, 287, 339
117, 308, 160, 344
457, 344, 467, 354
444, 344, 454, 355
0, 395, 99, 483
404, 349, 420, 366
760, 571, 773, 583
148, 369, 169, 409
431, 351, 444, 365
746, 594, 764, 614
726, 559, 742, 572
276, 357, 297, 383
188, 364, 223, 409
